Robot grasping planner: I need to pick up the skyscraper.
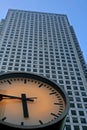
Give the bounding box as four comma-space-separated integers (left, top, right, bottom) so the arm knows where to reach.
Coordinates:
0, 9, 87, 130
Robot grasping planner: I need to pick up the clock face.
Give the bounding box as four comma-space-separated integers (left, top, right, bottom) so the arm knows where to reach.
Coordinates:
0, 72, 69, 129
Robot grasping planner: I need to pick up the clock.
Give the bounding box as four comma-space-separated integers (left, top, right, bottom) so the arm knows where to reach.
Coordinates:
0, 72, 69, 130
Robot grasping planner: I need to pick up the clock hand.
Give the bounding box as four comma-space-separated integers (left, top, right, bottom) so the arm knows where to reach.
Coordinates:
0, 94, 37, 101
21, 93, 29, 118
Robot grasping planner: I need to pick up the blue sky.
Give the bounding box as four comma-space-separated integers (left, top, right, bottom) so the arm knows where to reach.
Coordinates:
0, 0, 87, 62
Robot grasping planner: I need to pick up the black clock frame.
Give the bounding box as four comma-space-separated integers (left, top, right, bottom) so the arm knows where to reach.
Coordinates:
0, 72, 69, 130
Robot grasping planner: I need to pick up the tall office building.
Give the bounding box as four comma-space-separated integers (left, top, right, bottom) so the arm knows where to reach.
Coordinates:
0, 9, 87, 130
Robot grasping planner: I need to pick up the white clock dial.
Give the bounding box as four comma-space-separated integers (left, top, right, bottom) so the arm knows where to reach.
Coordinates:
0, 72, 69, 129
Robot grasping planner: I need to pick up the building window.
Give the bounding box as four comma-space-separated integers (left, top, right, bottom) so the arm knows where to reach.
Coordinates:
65, 125, 71, 130
74, 125, 80, 130
71, 110, 77, 115
82, 126, 87, 130
80, 118, 86, 123
79, 111, 84, 116
72, 117, 78, 123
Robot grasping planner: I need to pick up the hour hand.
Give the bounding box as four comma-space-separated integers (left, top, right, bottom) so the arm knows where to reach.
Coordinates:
0, 94, 23, 100
0, 94, 36, 101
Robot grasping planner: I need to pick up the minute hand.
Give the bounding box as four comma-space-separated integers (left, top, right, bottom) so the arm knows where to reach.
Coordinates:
0, 94, 36, 101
